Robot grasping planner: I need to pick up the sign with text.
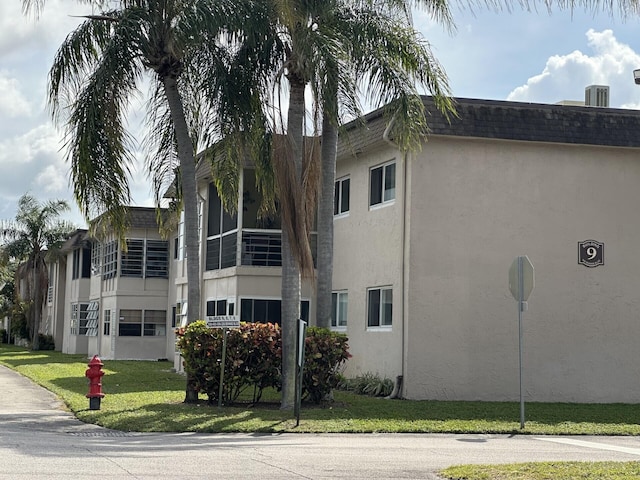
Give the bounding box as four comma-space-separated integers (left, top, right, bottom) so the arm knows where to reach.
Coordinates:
206, 316, 240, 328
578, 240, 604, 268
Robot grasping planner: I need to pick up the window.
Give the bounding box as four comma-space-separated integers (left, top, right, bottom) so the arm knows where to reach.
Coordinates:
119, 309, 142, 336
121, 239, 144, 277
71, 302, 90, 335
145, 240, 169, 278
174, 302, 187, 328
369, 161, 396, 207
206, 183, 238, 271
91, 241, 102, 276
85, 301, 99, 336
73, 247, 91, 279
331, 291, 348, 328
334, 177, 350, 216
117, 239, 169, 278
103, 309, 111, 336
176, 212, 185, 260
240, 299, 309, 324
143, 310, 166, 336
367, 287, 392, 328
103, 241, 118, 279
70, 303, 78, 335
206, 299, 235, 317
206, 299, 228, 317
72, 250, 80, 279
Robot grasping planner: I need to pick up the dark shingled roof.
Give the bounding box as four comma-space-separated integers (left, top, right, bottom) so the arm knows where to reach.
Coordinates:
126, 207, 166, 229
60, 229, 89, 253
338, 96, 640, 157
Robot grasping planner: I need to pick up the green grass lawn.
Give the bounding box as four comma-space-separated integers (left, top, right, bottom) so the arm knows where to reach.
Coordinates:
3, 344, 640, 436
4, 345, 640, 479
440, 461, 640, 479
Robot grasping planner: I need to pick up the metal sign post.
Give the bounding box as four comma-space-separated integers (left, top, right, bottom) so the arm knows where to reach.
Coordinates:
218, 328, 227, 408
206, 316, 240, 408
509, 256, 534, 429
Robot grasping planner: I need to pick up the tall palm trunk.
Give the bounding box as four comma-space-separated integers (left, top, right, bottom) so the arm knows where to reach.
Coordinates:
31, 259, 41, 350
316, 113, 338, 329
163, 75, 201, 403
280, 78, 306, 410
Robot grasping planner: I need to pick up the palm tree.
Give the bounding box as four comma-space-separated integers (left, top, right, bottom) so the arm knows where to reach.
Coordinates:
209, 0, 456, 408
25, 0, 252, 399
0, 194, 73, 350
314, 0, 456, 329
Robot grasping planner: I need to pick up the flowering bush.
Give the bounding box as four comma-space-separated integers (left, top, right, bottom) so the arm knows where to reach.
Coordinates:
176, 321, 350, 405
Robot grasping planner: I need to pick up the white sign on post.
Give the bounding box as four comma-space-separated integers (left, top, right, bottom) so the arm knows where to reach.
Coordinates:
206, 316, 240, 329
509, 255, 534, 304
509, 255, 534, 430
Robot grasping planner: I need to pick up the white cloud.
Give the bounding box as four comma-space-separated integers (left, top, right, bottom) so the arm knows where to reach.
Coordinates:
0, 73, 32, 118
507, 29, 640, 107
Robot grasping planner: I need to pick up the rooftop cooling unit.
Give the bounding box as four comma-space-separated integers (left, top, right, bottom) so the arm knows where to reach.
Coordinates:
585, 85, 609, 107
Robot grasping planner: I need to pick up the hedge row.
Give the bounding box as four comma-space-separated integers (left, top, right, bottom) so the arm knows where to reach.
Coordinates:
176, 321, 350, 405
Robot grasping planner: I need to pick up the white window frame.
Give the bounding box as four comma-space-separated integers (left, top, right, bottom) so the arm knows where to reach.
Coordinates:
334, 176, 350, 217
367, 286, 393, 330
331, 291, 348, 330
143, 310, 167, 336
369, 160, 396, 209
91, 241, 103, 276
71, 302, 90, 335
103, 240, 118, 279
85, 301, 99, 336
176, 211, 185, 260
103, 309, 111, 336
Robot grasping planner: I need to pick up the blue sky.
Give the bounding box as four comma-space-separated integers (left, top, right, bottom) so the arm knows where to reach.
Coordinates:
1, 0, 640, 227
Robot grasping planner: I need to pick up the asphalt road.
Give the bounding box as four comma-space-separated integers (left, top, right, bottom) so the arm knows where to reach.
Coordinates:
3, 365, 640, 479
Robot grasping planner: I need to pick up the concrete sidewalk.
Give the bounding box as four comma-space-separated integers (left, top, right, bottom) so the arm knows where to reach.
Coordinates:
0, 364, 104, 435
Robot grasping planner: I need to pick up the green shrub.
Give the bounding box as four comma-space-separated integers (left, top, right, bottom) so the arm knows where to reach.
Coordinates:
10, 310, 29, 340
338, 372, 394, 397
37, 334, 55, 351
177, 322, 351, 405
176, 321, 281, 405
302, 327, 351, 403
0, 329, 7, 344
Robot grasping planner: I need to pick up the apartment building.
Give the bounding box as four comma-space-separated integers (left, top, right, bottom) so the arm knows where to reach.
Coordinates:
43, 96, 640, 403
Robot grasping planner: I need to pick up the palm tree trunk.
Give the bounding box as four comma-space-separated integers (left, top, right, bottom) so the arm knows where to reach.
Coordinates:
162, 75, 201, 403
31, 260, 41, 351
316, 113, 338, 329
281, 78, 306, 410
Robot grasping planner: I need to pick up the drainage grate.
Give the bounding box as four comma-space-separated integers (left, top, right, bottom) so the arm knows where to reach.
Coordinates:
67, 431, 139, 437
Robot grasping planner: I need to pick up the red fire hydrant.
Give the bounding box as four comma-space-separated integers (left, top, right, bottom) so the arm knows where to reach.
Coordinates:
85, 355, 105, 410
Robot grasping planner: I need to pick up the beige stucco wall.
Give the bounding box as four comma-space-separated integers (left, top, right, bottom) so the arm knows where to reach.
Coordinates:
405, 135, 640, 403
61, 249, 91, 355
333, 144, 404, 380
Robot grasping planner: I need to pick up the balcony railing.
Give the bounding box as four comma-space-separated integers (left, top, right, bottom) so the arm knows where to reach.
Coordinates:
242, 230, 282, 267
241, 230, 317, 268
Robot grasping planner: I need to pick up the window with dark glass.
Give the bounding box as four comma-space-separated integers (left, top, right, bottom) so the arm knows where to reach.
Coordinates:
370, 162, 396, 207
119, 309, 142, 336
206, 299, 228, 317
103, 241, 118, 279
121, 239, 144, 277
206, 183, 238, 271
143, 310, 166, 336
145, 240, 169, 278
240, 299, 310, 324
334, 177, 350, 216
367, 287, 393, 327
